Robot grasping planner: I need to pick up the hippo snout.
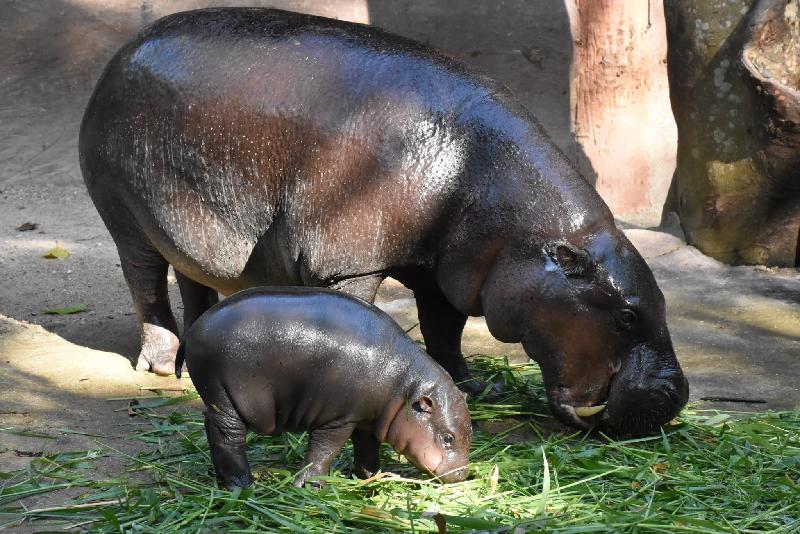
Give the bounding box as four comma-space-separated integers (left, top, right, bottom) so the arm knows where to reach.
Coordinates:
544, 342, 690, 436
606, 377, 688, 437
604, 345, 689, 437
435, 463, 469, 483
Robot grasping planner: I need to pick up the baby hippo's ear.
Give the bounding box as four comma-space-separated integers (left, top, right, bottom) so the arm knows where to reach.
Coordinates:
412, 395, 434, 413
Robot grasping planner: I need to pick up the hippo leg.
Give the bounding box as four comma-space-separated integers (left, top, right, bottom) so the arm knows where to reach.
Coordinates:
204, 411, 253, 489
116, 242, 180, 375
351, 428, 380, 479
331, 275, 384, 303
414, 284, 484, 395
175, 271, 219, 331
294, 423, 356, 488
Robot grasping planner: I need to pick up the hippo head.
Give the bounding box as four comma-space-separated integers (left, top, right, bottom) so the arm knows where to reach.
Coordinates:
385, 380, 471, 482
480, 228, 689, 437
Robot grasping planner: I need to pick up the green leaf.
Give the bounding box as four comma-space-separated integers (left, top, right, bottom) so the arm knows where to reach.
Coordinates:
55, 428, 105, 438
42, 245, 70, 259
440, 514, 504, 529
43, 304, 88, 315
703, 413, 731, 426
100, 508, 121, 530
0, 427, 57, 439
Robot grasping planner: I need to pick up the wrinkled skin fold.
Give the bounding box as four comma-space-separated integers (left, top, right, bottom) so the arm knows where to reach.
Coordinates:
80, 7, 689, 436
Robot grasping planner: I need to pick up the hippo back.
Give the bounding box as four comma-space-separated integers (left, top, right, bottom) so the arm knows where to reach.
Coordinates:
79, 8, 524, 290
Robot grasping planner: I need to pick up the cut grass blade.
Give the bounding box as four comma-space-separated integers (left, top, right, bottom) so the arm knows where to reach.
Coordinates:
537, 447, 551, 517
43, 304, 88, 315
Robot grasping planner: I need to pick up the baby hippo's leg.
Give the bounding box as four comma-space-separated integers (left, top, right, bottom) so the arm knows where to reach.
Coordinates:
294, 423, 356, 488
351, 429, 380, 479
204, 411, 253, 489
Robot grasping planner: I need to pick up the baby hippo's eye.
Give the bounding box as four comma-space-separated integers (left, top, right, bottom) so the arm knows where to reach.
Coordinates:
442, 433, 455, 447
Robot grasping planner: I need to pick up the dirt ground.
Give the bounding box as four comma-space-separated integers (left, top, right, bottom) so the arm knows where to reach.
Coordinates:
1, 0, 799, 522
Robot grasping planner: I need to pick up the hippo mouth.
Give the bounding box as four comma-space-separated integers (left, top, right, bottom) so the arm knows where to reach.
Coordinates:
427, 457, 469, 483
418, 451, 445, 478
556, 401, 609, 430
434, 463, 469, 483
393, 441, 449, 481
550, 375, 688, 436
546, 379, 612, 430
404, 453, 468, 483
542, 338, 690, 436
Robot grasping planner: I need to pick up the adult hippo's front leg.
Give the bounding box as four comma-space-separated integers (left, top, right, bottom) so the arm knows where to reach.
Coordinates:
334, 274, 483, 395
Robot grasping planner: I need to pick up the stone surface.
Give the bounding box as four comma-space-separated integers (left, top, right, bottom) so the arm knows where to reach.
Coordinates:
664, 0, 800, 266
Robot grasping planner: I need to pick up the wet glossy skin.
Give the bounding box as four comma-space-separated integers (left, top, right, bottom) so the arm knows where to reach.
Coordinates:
179, 287, 471, 488
80, 7, 688, 436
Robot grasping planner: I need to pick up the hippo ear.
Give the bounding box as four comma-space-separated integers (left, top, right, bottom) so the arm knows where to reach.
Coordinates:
412, 396, 434, 414
549, 241, 591, 278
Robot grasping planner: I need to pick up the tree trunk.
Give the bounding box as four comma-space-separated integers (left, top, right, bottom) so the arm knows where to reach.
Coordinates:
566, 0, 677, 226
663, 0, 800, 266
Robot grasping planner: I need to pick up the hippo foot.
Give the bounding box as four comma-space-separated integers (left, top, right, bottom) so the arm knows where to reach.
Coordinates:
221, 472, 254, 490
352, 463, 377, 479
135, 323, 179, 375
456, 377, 487, 397
451, 366, 507, 399
451, 370, 490, 397
293, 471, 325, 489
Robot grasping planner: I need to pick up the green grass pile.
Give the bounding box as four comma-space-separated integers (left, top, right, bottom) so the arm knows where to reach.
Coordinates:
1, 357, 798, 532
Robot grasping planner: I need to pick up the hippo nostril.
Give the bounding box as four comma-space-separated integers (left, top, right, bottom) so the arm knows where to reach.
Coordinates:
652, 367, 681, 381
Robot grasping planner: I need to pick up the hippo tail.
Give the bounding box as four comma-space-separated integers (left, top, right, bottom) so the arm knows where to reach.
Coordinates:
175, 339, 186, 379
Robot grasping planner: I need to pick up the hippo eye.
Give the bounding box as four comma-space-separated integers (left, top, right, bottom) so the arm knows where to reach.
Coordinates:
442, 433, 454, 447
620, 309, 638, 328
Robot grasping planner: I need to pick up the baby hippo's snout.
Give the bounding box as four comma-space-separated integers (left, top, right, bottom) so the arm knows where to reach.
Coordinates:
436, 463, 470, 483
386, 382, 472, 484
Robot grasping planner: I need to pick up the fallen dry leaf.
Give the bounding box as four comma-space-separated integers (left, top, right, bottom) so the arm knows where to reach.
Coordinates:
17, 222, 38, 231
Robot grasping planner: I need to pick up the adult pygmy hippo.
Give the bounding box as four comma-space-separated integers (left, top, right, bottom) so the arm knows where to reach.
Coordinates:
80, 8, 688, 436
175, 287, 472, 488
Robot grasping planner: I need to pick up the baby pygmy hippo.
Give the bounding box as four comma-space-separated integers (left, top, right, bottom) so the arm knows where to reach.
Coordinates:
176, 287, 472, 489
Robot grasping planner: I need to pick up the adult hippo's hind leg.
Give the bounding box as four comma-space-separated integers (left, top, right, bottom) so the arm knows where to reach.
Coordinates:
116, 240, 180, 375
331, 275, 385, 303
175, 271, 219, 331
